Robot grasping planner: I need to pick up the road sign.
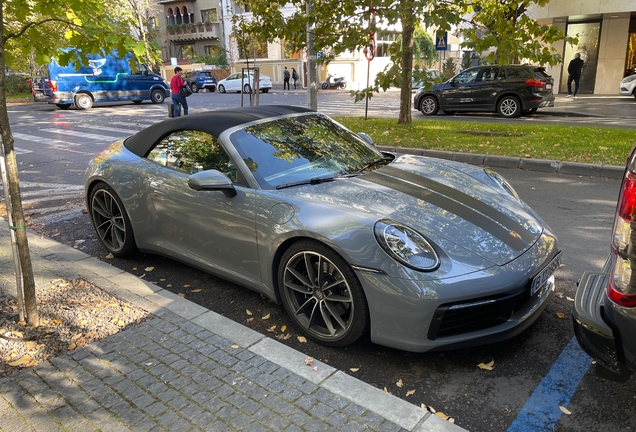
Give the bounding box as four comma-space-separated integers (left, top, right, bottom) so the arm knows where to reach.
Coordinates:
436, 33, 448, 51
317, 51, 323, 59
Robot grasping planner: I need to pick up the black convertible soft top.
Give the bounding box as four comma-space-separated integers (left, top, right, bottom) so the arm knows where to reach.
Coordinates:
124, 105, 315, 157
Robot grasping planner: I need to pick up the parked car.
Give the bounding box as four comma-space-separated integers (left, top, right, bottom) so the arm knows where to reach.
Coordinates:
573, 144, 636, 382
217, 72, 272, 93
619, 73, 636, 98
414, 65, 555, 118
85, 105, 561, 352
182, 70, 217, 93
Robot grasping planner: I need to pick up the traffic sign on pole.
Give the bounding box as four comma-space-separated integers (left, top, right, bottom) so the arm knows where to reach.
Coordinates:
436, 33, 448, 51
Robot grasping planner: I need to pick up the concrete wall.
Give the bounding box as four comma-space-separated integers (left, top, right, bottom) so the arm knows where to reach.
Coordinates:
595, 14, 630, 94
529, 0, 636, 18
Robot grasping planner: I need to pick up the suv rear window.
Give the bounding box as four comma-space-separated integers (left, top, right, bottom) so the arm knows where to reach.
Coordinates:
199, 72, 214, 78
532, 68, 550, 79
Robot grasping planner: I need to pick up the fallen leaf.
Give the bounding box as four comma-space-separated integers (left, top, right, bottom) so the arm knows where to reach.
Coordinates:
8, 355, 32, 367
79, 319, 88, 326
160, 278, 166, 282
435, 412, 449, 420
281, 325, 287, 332
350, 368, 360, 372
406, 389, 416, 397
262, 313, 270, 320
305, 357, 314, 366
68, 343, 77, 351
266, 325, 277, 332
297, 336, 307, 343
177, 293, 185, 297
559, 406, 572, 415
145, 267, 154, 272
477, 360, 495, 370
167, 284, 172, 288
183, 284, 190, 288
246, 309, 253, 316
53, 318, 62, 325
276, 333, 291, 340
246, 318, 254, 323
12, 331, 23, 338
312, 366, 318, 372
132, 267, 137, 271
566, 296, 574, 302
191, 289, 202, 293
231, 344, 239, 349
117, 320, 125, 327
396, 379, 403, 388
556, 312, 565, 319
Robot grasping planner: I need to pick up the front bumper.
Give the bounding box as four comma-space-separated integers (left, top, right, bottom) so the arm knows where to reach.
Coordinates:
573, 272, 632, 381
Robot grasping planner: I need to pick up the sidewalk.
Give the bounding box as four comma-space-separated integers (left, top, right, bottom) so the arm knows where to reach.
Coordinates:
0, 223, 464, 432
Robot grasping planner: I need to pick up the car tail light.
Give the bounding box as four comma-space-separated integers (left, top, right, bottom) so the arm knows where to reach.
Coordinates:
608, 165, 636, 307
49, 80, 58, 92
525, 79, 544, 88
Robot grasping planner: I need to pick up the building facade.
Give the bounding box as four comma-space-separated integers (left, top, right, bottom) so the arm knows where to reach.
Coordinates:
529, 0, 636, 95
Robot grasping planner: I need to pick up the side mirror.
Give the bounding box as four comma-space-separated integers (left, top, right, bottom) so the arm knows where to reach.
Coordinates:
357, 132, 374, 146
187, 170, 237, 198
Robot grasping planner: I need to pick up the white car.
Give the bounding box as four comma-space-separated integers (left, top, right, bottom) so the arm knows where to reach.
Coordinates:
412, 69, 441, 89
217, 72, 272, 94
619, 74, 636, 97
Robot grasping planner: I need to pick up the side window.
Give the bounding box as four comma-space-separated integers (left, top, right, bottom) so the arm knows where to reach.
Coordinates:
454, 69, 479, 84
504, 68, 527, 79
479, 67, 499, 82
146, 130, 239, 182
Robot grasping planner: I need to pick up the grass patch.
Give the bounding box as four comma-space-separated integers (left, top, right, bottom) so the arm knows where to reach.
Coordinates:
334, 117, 636, 167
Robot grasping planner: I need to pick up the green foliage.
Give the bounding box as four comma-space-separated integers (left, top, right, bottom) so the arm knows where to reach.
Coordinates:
4, 74, 31, 95
461, 0, 576, 66
334, 117, 635, 167
193, 47, 230, 68
461, 51, 473, 70
442, 58, 457, 79
413, 26, 438, 66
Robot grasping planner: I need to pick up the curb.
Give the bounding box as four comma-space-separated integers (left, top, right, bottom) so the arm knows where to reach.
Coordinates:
377, 146, 625, 180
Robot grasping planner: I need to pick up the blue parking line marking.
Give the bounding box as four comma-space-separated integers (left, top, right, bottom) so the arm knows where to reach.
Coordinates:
508, 337, 592, 432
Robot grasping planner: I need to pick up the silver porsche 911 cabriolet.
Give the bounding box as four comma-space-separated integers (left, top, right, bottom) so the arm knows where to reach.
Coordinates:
85, 105, 561, 352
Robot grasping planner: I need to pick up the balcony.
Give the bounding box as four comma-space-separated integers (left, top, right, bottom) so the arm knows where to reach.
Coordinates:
166, 22, 220, 41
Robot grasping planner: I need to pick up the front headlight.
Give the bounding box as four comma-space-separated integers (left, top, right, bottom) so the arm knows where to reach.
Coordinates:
485, 168, 520, 201
374, 220, 439, 271
621, 74, 636, 84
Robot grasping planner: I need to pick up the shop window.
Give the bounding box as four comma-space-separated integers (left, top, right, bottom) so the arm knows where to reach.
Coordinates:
560, 21, 600, 94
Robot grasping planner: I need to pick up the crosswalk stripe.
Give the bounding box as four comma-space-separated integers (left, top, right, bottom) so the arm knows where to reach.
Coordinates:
40, 128, 120, 141
111, 121, 159, 128
12, 133, 81, 147
76, 124, 139, 134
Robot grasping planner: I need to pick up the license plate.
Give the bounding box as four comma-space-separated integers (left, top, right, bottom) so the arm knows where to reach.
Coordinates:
531, 252, 562, 296
546, 84, 552, 89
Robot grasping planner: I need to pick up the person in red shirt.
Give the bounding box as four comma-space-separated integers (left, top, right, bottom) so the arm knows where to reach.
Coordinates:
170, 67, 188, 117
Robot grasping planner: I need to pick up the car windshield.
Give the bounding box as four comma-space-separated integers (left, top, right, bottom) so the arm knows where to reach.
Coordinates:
229, 114, 386, 189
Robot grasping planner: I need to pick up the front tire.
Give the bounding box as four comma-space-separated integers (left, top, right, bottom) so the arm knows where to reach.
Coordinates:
190, 83, 199, 93
278, 240, 369, 347
89, 183, 137, 257
419, 95, 439, 115
321, 82, 329, 90
498, 96, 521, 118
219, 84, 226, 93
151, 89, 165, 104
243, 84, 251, 94
75, 93, 93, 110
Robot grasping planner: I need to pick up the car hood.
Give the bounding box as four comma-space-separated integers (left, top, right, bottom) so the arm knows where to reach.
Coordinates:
279, 155, 544, 267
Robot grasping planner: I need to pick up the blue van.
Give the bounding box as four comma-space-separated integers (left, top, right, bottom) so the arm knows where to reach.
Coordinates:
48, 50, 170, 110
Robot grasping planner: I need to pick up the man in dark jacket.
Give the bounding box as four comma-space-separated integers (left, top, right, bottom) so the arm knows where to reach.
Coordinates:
566, 53, 584, 98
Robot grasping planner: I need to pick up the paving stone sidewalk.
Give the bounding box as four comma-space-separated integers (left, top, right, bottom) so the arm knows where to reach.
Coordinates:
0, 224, 464, 432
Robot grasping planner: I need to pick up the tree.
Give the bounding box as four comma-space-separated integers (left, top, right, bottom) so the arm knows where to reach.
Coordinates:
1, 0, 144, 326
461, 50, 473, 70
461, 0, 576, 66
442, 57, 457, 79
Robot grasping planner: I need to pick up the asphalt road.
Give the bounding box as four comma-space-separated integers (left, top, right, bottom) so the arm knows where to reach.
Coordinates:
3, 95, 635, 432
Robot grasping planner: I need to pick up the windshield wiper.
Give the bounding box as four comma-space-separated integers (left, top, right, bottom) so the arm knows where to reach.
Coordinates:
276, 176, 341, 190
353, 156, 392, 175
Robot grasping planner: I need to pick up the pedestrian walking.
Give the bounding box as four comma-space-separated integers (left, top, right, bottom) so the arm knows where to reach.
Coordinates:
566, 53, 584, 99
170, 66, 189, 117
283, 67, 290, 90
292, 68, 299, 89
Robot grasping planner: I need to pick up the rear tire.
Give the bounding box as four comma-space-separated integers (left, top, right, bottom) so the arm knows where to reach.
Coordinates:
151, 89, 165, 104
243, 84, 251, 94
89, 182, 137, 257
75, 93, 93, 110
497, 96, 521, 118
261, 89, 269, 93
419, 95, 439, 115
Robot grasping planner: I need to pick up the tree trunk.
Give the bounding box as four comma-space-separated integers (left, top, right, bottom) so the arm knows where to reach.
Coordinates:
398, 13, 415, 125
0, 7, 39, 326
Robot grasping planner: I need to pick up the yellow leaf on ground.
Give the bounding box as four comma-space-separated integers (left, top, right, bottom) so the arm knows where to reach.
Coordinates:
145, 267, 154, 272
246, 309, 253, 316
80, 320, 88, 326
191, 289, 202, 293
105, 253, 114, 259
246, 318, 254, 323
297, 336, 307, 343
556, 312, 565, 319
12, 331, 23, 338
262, 313, 270, 320
396, 379, 403, 387
177, 293, 185, 297
406, 390, 416, 397
231, 344, 239, 349
350, 368, 360, 373
477, 360, 495, 370
8, 355, 32, 367
559, 406, 572, 415
53, 318, 62, 325
117, 320, 125, 327
183, 284, 190, 288
281, 325, 287, 332
68, 343, 77, 351
435, 412, 449, 420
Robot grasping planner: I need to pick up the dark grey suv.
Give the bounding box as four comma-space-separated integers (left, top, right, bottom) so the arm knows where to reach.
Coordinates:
573, 144, 636, 382
414, 65, 555, 118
